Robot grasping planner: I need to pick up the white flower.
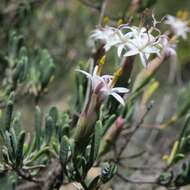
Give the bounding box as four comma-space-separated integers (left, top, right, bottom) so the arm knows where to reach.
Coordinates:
90, 25, 163, 67
90, 26, 125, 51
160, 35, 176, 56
121, 26, 161, 67
165, 15, 190, 39
76, 66, 129, 105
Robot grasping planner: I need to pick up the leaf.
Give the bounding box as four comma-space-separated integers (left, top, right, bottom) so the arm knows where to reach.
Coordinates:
177, 115, 190, 152
29, 146, 49, 163
125, 104, 135, 123
9, 128, 17, 159
93, 121, 102, 161
41, 64, 55, 89
102, 114, 116, 135
39, 50, 55, 89
13, 47, 28, 82
45, 115, 53, 144
2, 149, 10, 164
49, 106, 58, 124
142, 79, 159, 105
34, 106, 42, 149
4, 100, 14, 130
25, 136, 36, 156
60, 136, 69, 166
4, 131, 14, 163
12, 112, 22, 135
88, 176, 100, 190
15, 131, 25, 167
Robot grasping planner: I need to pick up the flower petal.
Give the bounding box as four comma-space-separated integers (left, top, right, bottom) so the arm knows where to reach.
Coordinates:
112, 87, 129, 93
117, 44, 125, 57
76, 69, 91, 78
139, 52, 148, 68
124, 49, 139, 57
111, 92, 125, 105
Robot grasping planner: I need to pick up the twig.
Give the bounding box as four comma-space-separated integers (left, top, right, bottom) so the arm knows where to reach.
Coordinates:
76, 0, 128, 22
16, 159, 63, 190
116, 103, 153, 160
117, 172, 157, 184
129, 0, 143, 13
124, 166, 164, 171
14, 168, 42, 184
77, 0, 101, 11
98, 0, 109, 26
120, 151, 145, 160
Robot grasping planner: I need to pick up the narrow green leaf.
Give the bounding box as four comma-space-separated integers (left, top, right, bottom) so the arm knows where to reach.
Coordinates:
15, 131, 25, 167
45, 116, 53, 144
49, 106, 58, 123
41, 64, 55, 89
60, 136, 69, 166
4, 101, 13, 130
34, 106, 42, 149
102, 115, 116, 135
12, 112, 21, 135
10, 128, 17, 158
4, 131, 14, 163
94, 121, 102, 161
29, 146, 49, 163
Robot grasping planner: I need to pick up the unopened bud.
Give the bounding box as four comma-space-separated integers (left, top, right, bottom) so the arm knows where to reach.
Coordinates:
177, 10, 188, 21
97, 55, 106, 75
103, 16, 110, 26
99, 55, 106, 66
117, 19, 124, 26
111, 67, 123, 87
99, 117, 125, 156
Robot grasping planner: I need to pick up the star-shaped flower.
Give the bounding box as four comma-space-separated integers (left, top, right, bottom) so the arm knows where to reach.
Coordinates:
121, 26, 161, 67
90, 26, 125, 51
165, 15, 190, 39
76, 66, 129, 105
160, 35, 176, 56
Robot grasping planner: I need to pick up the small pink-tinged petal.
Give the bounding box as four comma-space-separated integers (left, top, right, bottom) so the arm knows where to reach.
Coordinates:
167, 48, 176, 56
102, 75, 114, 80
91, 76, 102, 89
115, 116, 125, 128
112, 87, 129, 93
111, 92, 125, 105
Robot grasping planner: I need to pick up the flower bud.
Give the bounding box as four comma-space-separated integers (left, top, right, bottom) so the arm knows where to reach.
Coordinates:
99, 117, 125, 156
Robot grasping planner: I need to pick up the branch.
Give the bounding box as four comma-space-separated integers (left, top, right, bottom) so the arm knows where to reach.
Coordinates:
15, 168, 41, 184
117, 172, 158, 185
16, 159, 63, 190
98, 0, 109, 26
76, 0, 128, 22
116, 103, 153, 160
77, 0, 101, 11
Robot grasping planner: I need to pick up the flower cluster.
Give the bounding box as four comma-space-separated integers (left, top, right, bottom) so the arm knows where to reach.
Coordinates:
90, 25, 164, 67
81, 21, 179, 106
